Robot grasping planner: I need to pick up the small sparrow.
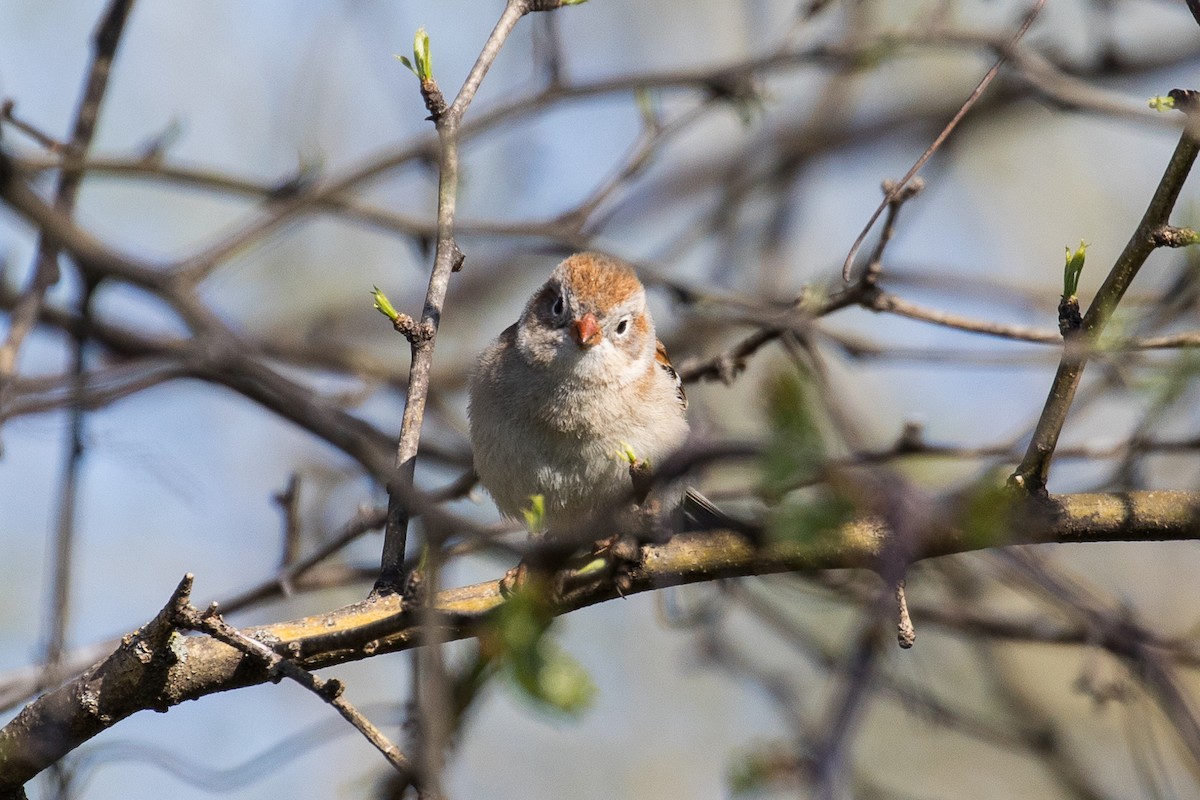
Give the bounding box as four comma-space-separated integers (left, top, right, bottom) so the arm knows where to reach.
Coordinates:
468, 252, 689, 532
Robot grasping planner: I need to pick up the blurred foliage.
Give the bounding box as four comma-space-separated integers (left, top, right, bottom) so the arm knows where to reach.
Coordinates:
958, 469, 1019, 551
768, 489, 857, 546
1138, 351, 1200, 408
477, 581, 597, 716
1149, 93, 1177, 112
760, 370, 826, 503
522, 493, 546, 535
727, 742, 797, 796
761, 369, 857, 545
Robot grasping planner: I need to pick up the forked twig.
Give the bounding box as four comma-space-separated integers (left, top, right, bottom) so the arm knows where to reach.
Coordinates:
841, 0, 1047, 281
1011, 95, 1200, 493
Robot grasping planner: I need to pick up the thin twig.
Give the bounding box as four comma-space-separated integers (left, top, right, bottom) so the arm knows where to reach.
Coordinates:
999, 550, 1200, 769
175, 601, 415, 780
376, 0, 536, 593
840, 0, 1048, 280
273, 474, 303, 579
28, 0, 139, 704
1011, 105, 1200, 493
809, 620, 881, 800
39, 278, 97, 681
6, 23, 1170, 264
867, 291, 1061, 343
0, 100, 64, 152
0, 0, 137, 408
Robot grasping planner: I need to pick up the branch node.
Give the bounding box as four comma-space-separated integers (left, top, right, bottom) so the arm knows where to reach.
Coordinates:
402, 568, 427, 605
714, 354, 743, 385
319, 677, 345, 701
1168, 88, 1200, 115
151, 573, 197, 641
1058, 296, 1082, 337
388, 313, 435, 346
1, 98, 66, 152
893, 421, 925, 453
169, 573, 195, 612
895, 579, 916, 649
373, 285, 433, 344
1150, 224, 1200, 248
882, 176, 925, 205
420, 79, 449, 121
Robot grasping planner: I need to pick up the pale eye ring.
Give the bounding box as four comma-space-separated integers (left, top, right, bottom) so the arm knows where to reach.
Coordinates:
551, 294, 565, 316
614, 317, 630, 336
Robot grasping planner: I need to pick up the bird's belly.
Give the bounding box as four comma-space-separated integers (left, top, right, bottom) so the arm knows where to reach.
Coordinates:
476, 414, 679, 527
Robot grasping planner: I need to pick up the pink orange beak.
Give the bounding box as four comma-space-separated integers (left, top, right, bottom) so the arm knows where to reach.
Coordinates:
571, 312, 602, 347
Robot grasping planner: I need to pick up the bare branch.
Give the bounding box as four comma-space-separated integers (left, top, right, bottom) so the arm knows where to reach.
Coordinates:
841, 0, 1049, 280
377, 0, 535, 593
1012, 105, 1200, 493
174, 602, 415, 780
2, 489, 1197, 792
0, 0, 137, 399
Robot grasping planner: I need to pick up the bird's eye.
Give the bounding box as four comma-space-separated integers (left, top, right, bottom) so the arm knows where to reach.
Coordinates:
551, 294, 565, 317
614, 317, 630, 336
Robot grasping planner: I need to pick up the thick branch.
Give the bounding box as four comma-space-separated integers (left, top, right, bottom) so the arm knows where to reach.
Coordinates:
1, 489, 1196, 792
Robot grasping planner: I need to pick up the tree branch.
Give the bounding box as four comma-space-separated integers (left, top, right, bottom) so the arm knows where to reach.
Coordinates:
377, 0, 534, 593
1, 489, 1196, 793
0, 0, 137, 400
1011, 101, 1200, 493
174, 601, 414, 780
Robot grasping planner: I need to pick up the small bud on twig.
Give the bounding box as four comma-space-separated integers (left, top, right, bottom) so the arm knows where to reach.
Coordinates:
1151, 225, 1200, 248
896, 579, 915, 649
1059, 241, 1086, 337
371, 286, 433, 344
396, 28, 432, 83
1149, 94, 1176, 112
396, 28, 447, 120
371, 285, 400, 323
522, 494, 546, 535
1062, 240, 1087, 300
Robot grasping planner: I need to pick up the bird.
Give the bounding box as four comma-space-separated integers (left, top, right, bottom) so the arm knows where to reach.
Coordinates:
468, 252, 690, 534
